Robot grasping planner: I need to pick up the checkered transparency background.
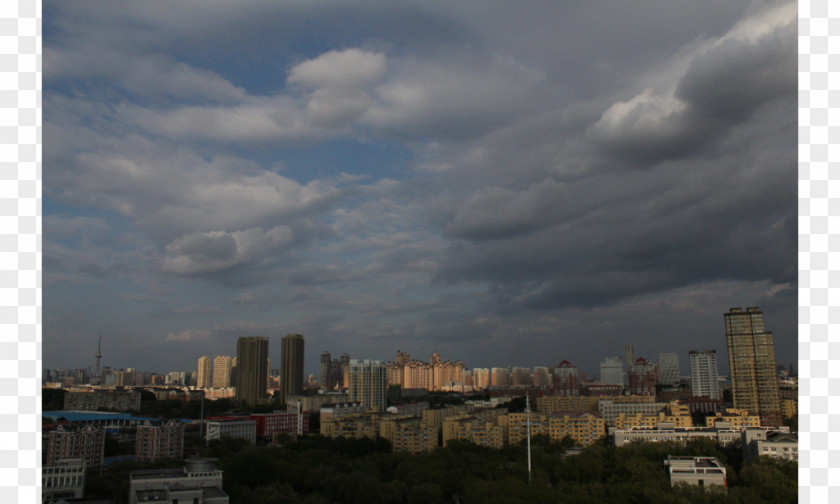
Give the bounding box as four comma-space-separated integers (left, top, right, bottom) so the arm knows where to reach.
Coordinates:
1, 0, 39, 503
0, 1, 833, 503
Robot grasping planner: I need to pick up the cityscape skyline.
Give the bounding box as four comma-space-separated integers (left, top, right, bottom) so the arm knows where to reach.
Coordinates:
43, 2, 796, 379
50, 308, 797, 385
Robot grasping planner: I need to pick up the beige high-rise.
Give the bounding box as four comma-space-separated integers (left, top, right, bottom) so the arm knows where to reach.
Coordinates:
212, 356, 233, 388
196, 356, 212, 389
724, 307, 782, 426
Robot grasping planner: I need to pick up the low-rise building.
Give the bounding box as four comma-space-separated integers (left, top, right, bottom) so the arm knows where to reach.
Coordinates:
664, 456, 727, 488
442, 415, 505, 449
613, 425, 742, 447
320, 414, 379, 441
705, 408, 761, 429
598, 399, 666, 427
742, 427, 797, 461
507, 412, 604, 447
42, 458, 86, 503
128, 457, 228, 504
251, 411, 309, 438
613, 402, 692, 429
205, 419, 256, 446
379, 416, 438, 453
64, 390, 142, 412
319, 402, 367, 426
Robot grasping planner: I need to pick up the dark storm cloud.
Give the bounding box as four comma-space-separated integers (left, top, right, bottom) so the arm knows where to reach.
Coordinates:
44, 0, 797, 374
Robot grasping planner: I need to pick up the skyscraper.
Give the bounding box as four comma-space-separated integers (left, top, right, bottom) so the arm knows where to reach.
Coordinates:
197, 356, 212, 389
689, 350, 721, 400
348, 359, 387, 412
340, 352, 350, 388
724, 307, 782, 426
657, 353, 680, 387
235, 337, 269, 407
281, 334, 305, 403
320, 351, 332, 390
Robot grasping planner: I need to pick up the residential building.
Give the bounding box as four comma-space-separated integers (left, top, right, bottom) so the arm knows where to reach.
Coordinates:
379, 417, 438, 453
348, 359, 387, 412
689, 350, 721, 400
442, 415, 505, 449
658, 353, 680, 387
320, 351, 332, 390
612, 402, 692, 430
197, 356, 212, 389
599, 357, 624, 388
47, 424, 105, 473
598, 399, 665, 427
280, 334, 305, 403
43, 458, 86, 503
135, 420, 184, 463
628, 357, 658, 396
212, 356, 233, 389
552, 361, 580, 396
128, 457, 228, 504
725, 307, 783, 426
507, 412, 604, 447
664, 456, 727, 488
705, 408, 761, 429
235, 337, 269, 407
285, 392, 349, 414
614, 426, 743, 447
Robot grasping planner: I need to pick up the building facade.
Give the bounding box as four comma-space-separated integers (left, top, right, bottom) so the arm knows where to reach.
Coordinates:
42, 458, 86, 503
235, 337, 269, 407
689, 350, 721, 400
657, 353, 680, 387
47, 424, 105, 473
212, 356, 233, 389
196, 356, 212, 389
281, 334, 305, 403
724, 307, 782, 426
135, 420, 184, 462
128, 458, 228, 504
348, 359, 388, 412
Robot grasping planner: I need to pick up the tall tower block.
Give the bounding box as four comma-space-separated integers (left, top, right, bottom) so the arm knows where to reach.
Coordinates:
724, 307, 782, 426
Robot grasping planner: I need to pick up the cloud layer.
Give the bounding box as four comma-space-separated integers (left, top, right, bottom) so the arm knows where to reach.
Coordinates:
44, 0, 796, 376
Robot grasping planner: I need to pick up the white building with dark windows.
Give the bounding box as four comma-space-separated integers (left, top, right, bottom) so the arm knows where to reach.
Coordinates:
42, 458, 86, 503
689, 350, 721, 400
205, 419, 256, 446
128, 458, 228, 504
664, 456, 727, 489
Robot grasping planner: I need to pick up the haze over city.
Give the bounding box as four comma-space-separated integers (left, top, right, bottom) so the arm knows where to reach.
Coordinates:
44, 0, 796, 377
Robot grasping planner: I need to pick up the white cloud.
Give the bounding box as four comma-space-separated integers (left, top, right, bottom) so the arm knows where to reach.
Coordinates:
288, 49, 386, 90
162, 226, 294, 275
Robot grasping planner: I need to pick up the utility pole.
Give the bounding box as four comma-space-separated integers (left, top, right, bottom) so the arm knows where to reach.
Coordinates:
526, 394, 532, 484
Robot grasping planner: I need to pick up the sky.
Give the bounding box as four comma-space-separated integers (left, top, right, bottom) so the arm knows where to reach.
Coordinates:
43, 0, 797, 379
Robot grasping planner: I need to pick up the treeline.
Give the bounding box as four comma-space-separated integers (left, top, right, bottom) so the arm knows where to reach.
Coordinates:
212, 435, 794, 504
89, 435, 796, 504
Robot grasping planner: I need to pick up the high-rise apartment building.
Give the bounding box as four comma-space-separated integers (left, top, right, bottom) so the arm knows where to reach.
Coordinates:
348, 359, 387, 412
689, 350, 721, 400
600, 357, 624, 387
340, 353, 351, 388
657, 353, 680, 387
197, 356, 212, 389
135, 420, 184, 462
725, 307, 782, 426
281, 334, 305, 403
235, 337, 269, 407
553, 360, 580, 396
212, 356, 233, 388
320, 351, 332, 390
628, 358, 658, 396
